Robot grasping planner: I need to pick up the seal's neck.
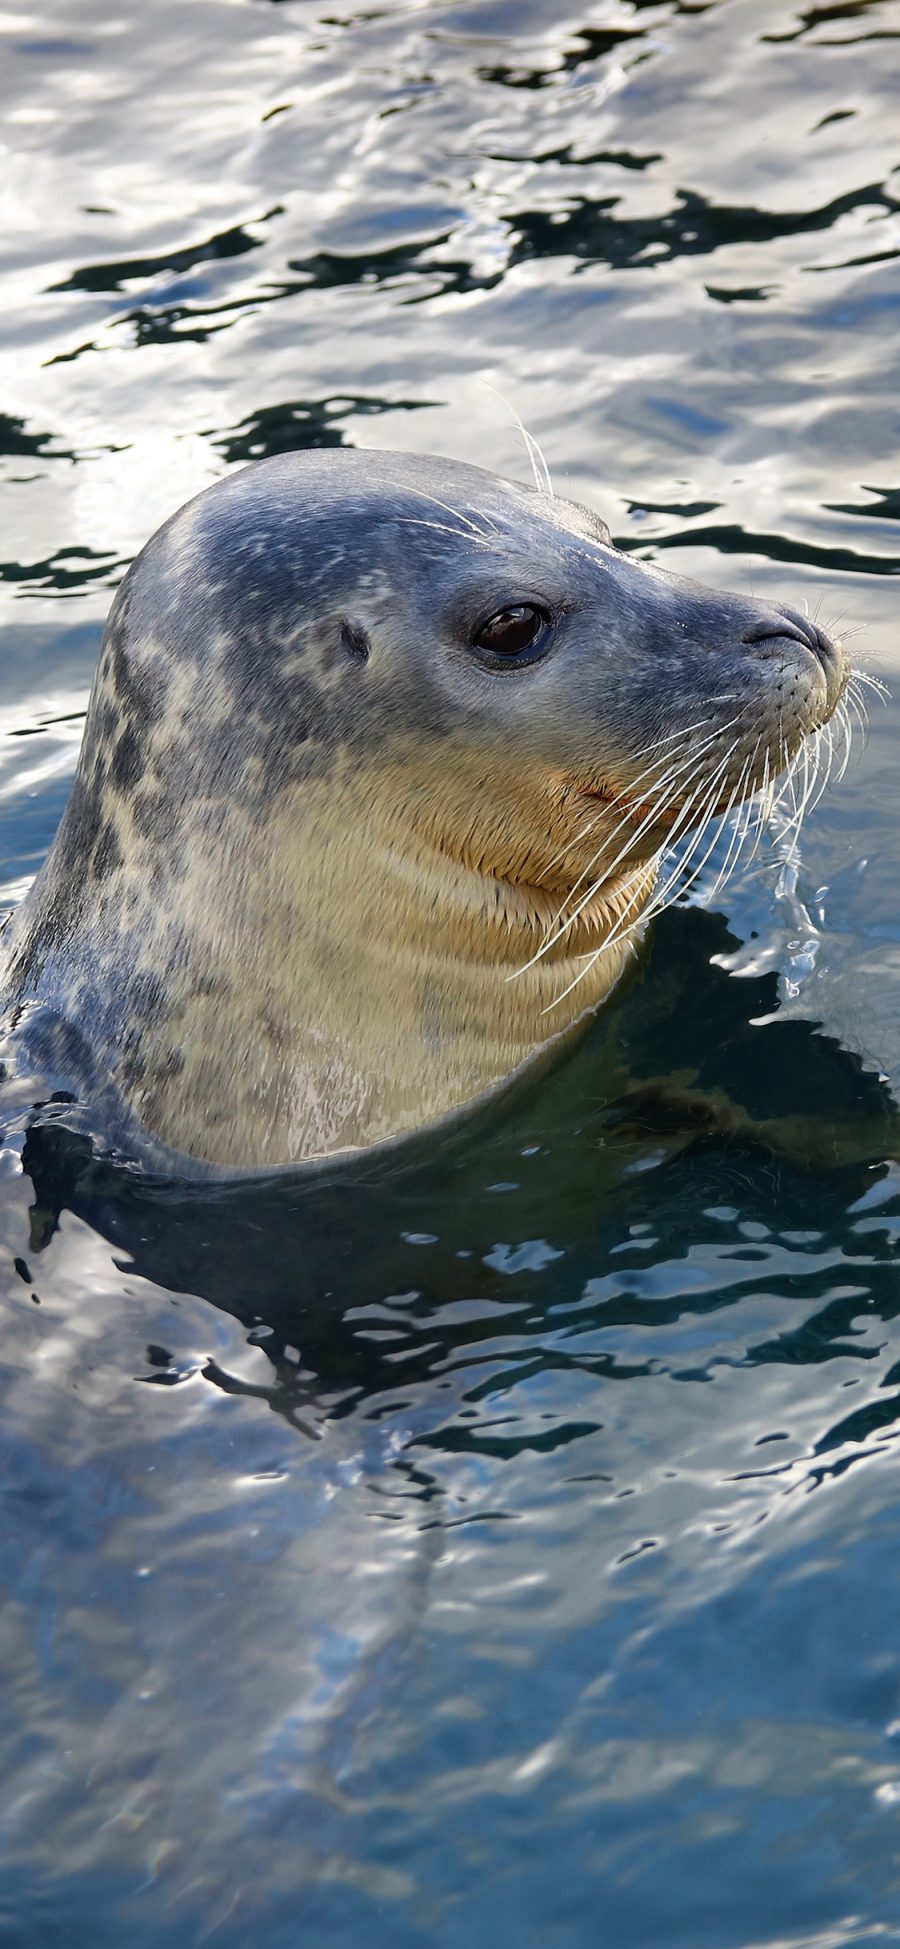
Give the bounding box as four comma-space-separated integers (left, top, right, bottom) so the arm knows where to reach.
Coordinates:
5, 777, 656, 1170
222, 803, 657, 1163
371, 817, 652, 976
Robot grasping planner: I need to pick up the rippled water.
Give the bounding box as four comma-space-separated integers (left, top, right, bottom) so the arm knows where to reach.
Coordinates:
2, 1, 900, 1942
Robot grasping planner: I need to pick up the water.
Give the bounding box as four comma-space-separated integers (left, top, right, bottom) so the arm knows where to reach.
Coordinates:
2, 0, 900, 1942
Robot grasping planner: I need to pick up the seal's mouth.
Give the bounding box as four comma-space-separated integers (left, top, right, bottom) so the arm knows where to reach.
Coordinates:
580, 779, 682, 828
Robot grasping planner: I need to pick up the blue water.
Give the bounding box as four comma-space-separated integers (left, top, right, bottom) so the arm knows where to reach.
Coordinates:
2, 1, 900, 1943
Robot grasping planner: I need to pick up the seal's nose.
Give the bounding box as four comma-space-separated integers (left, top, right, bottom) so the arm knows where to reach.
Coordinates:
741, 605, 823, 657
743, 603, 844, 674
739, 603, 846, 715
779, 606, 845, 677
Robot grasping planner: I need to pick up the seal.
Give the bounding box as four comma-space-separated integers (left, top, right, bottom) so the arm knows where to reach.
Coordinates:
0, 449, 849, 1172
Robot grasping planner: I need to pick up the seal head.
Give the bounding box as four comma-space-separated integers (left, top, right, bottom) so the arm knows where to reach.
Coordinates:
0, 450, 848, 1170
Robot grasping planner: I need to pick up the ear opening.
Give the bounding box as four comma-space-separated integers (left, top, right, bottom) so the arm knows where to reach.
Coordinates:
340, 618, 371, 663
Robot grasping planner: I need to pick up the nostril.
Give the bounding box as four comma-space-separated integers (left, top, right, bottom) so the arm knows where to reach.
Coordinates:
742, 606, 824, 657
776, 605, 822, 655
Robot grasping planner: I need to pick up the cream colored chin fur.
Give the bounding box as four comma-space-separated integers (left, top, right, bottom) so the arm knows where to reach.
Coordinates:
123, 763, 657, 1171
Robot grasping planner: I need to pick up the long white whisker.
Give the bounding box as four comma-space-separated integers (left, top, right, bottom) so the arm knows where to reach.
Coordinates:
550, 774, 736, 1010
539, 717, 717, 880
396, 517, 493, 547
518, 728, 740, 975
599, 749, 738, 953
834, 701, 854, 781
777, 739, 818, 852
478, 382, 554, 498
744, 751, 774, 869
377, 477, 499, 540
552, 719, 739, 901
517, 736, 735, 978
852, 668, 890, 702
645, 753, 744, 917
705, 751, 757, 904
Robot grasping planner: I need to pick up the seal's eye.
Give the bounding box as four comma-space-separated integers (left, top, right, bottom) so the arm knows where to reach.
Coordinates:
472, 604, 551, 660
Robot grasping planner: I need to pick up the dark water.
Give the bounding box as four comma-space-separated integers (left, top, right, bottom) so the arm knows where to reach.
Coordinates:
2, 1, 900, 1943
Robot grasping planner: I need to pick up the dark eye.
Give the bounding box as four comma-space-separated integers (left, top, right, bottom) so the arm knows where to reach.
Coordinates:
472, 604, 551, 660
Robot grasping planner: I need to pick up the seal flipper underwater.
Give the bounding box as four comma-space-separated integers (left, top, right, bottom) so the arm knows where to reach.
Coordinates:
0, 448, 851, 1175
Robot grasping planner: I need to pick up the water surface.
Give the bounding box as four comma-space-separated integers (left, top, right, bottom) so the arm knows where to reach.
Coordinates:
1, 1, 900, 1943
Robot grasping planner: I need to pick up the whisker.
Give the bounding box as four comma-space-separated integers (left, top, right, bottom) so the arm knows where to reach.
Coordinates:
705, 750, 758, 904
852, 668, 890, 702
539, 717, 716, 880
479, 382, 554, 498
833, 701, 854, 781
744, 752, 774, 870
377, 477, 499, 541
530, 634, 880, 1016
521, 724, 741, 972
396, 516, 493, 548
601, 750, 738, 948
653, 755, 745, 911
844, 681, 871, 747
520, 731, 735, 972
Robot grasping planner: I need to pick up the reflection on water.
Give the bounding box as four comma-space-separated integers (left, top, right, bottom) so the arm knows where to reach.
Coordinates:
2, 0, 900, 1943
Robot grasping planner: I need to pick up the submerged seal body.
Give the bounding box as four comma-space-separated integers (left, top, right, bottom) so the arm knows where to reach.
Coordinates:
0, 449, 847, 1171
